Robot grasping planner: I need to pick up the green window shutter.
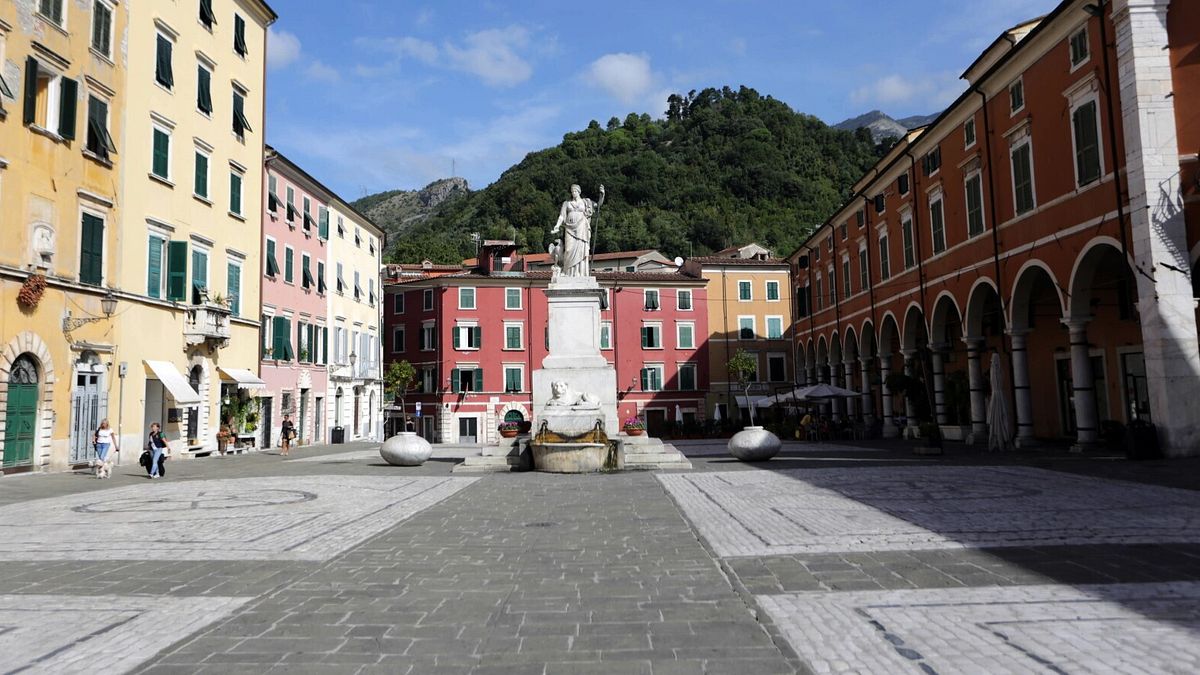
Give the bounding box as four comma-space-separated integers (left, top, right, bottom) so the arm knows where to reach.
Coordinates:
450, 368, 461, 393
640, 368, 649, 391
156, 35, 173, 88
194, 152, 208, 197
227, 263, 240, 315
641, 327, 649, 348
1074, 102, 1101, 185
167, 241, 188, 301
261, 314, 269, 357
282, 318, 294, 360
200, 0, 215, 27
471, 326, 481, 349
272, 316, 286, 357
230, 172, 242, 214
152, 129, 169, 178
308, 324, 316, 362
79, 213, 104, 285
234, 15, 248, 56
317, 262, 326, 293
451, 326, 461, 349
319, 208, 329, 239
197, 65, 212, 114
147, 237, 163, 298
58, 77, 77, 140
474, 369, 484, 392
23, 57, 38, 126
284, 248, 294, 283
265, 240, 279, 276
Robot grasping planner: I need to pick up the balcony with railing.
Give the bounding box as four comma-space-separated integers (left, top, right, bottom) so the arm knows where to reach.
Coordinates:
184, 302, 232, 346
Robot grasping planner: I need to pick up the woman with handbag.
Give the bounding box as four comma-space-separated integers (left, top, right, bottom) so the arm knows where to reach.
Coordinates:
280, 415, 295, 457
93, 419, 118, 478
145, 422, 169, 479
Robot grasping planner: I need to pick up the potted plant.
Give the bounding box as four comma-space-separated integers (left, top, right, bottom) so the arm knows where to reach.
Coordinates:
726, 349, 781, 461
498, 421, 521, 438
623, 416, 645, 436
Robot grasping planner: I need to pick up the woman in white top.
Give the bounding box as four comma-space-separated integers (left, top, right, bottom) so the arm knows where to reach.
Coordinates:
94, 419, 117, 465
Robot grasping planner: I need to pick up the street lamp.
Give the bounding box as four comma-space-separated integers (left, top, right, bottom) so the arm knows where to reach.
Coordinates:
63, 290, 118, 342
349, 352, 358, 378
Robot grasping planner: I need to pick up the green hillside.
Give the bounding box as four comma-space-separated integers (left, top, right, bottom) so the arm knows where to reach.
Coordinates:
389, 86, 885, 264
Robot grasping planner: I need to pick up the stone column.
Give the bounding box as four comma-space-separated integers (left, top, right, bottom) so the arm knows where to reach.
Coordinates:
879, 354, 898, 438
1063, 319, 1100, 449
842, 360, 857, 419
830, 362, 844, 417
859, 357, 874, 420
901, 349, 919, 436
1113, 0, 1200, 456
1008, 329, 1036, 446
930, 343, 948, 427
963, 337, 987, 444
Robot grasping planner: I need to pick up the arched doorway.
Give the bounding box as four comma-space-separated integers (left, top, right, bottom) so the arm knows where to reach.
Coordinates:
69, 351, 106, 464
3, 355, 40, 468
367, 390, 376, 440
352, 386, 362, 438
1010, 262, 1066, 440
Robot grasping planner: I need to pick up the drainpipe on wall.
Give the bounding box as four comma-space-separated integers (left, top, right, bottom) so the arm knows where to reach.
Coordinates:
976, 88, 1010, 343
902, 151, 931, 320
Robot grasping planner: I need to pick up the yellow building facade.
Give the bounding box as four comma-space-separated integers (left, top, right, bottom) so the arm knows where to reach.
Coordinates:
683, 244, 794, 423
1, 0, 128, 472
112, 0, 275, 458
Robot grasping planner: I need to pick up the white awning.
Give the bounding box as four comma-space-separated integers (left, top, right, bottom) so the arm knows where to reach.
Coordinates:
143, 360, 201, 405
218, 367, 266, 390
735, 395, 766, 409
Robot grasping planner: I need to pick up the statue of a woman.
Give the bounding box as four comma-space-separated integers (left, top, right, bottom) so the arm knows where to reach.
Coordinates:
549, 183, 604, 278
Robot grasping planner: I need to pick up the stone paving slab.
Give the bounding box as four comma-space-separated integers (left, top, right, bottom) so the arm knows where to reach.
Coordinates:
0, 594, 251, 674
658, 466, 1200, 557
0, 476, 478, 561
759, 582, 1200, 674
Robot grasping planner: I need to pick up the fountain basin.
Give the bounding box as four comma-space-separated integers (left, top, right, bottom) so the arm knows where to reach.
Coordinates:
531, 442, 610, 473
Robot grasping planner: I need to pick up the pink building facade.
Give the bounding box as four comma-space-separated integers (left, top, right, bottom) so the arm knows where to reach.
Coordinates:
258, 148, 331, 448
383, 243, 710, 443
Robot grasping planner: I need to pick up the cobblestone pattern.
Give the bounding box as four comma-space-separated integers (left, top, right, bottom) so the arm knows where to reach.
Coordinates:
659, 466, 1200, 557
138, 472, 797, 674
0, 476, 478, 561
0, 594, 250, 674
759, 582, 1200, 674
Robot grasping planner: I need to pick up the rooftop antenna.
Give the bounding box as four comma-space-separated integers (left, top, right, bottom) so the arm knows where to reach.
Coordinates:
469, 232, 480, 255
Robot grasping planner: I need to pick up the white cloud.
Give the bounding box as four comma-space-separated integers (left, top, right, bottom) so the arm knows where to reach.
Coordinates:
305, 60, 340, 84
267, 27, 302, 70
586, 53, 655, 105
850, 72, 963, 108
443, 26, 533, 87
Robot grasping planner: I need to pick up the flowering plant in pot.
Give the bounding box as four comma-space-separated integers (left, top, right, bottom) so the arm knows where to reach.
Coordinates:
623, 416, 645, 436
498, 421, 521, 438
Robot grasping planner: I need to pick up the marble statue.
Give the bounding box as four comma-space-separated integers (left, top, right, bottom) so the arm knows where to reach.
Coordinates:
549, 183, 605, 278
545, 380, 602, 410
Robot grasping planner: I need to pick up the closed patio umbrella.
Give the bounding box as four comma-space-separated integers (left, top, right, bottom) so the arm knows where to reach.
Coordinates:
987, 353, 1015, 452
675, 404, 684, 424
712, 403, 722, 423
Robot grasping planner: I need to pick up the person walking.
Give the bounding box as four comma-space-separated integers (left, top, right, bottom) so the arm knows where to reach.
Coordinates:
93, 419, 118, 478
280, 415, 295, 457
147, 422, 169, 479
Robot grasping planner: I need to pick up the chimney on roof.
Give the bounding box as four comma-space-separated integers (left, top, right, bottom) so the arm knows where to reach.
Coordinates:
477, 239, 518, 274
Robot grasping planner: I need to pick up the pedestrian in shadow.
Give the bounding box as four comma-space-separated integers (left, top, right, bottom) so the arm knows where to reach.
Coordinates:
280, 415, 295, 457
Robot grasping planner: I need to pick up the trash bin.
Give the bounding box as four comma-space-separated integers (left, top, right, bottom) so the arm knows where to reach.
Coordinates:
331, 426, 345, 444
1124, 419, 1161, 460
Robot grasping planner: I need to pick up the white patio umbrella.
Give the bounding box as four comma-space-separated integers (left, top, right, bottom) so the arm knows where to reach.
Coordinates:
712, 402, 722, 423
987, 353, 1015, 452
675, 404, 684, 424
795, 383, 860, 400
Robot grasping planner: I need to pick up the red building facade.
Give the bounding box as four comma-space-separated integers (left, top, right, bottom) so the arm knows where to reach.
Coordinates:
790, 0, 1200, 455
383, 244, 709, 443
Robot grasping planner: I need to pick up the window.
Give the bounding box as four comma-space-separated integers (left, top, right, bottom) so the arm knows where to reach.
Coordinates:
454, 324, 481, 350
197, 62, 213, 114
79, 212, 105, 286
874, 194, 885, 214
317, 261, 326, 294
1069, 26, 1089, 68
1072, 99, 1102, 186
284, 246, 294, 283
858, 248, 868, 292
813, 244, 820, 262
797, 284, 810, 318
640, 365, 664, 392
190, 248, 209, 304
420, 323, 435, 351
301, 253, 313, 289
505, 288, 521, 310
738, 317, 755, 340
678, 363, 697, 391
229, 169, 243, 215
227, 262, 241, 315
504, 323, 523, 350
423, 288, 434, 310
766, 316, 783, 340
318, 206, 329, 239
353, 271, 362, 300
930, 196, 946, 254
1011, 139, 1035, 214
644, 289, 660, 310
677, 289, 692, 311
286, 186, 296, 222
459, 287, 476, 310
421, 368, 435, 393
302, 197, 312, 232
766, 280, 780, 301
233, 14, 248, 56
964, 118, 976, 148
91, 1, 114, 58
151, 125, 171, 180
767, 354, 786, 382
840, 223, 848, 240
39, 0, 64, 26
267, 175, 279, 213
965, 172, 985, 236
828, 266, 835, 303
393, 293, 405, 314
392, 326, 405, 353
147, 234, 166, 298
166, 241, 188, 301
272, 316, 293, 361
922, 146, 941, 176
879, 233, 891, 280
504, 366, 523, 393
898, 172, 909, 195
641, 323, 662, 349
337, 216, 345, 237
842, 258, 852, 298
265, 238, 279, 277
600, 322, 612, 350
155, 33, 174, 89
856, 210, 865, 228
600, 288, 610, 311
199, 0, 216, 29
85, 96, 116, 160
232, 88, 252, 138
193, 149, 209, 198
901, 217, 915, 269
677, 322, 695, 349
1009, 79, 1024, 114
814, 277, 823, 310
738, 280, 752, 301
23, 58, 77, 139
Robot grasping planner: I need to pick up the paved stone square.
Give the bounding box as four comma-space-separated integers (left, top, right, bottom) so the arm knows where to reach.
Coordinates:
658, 465, 1200, 557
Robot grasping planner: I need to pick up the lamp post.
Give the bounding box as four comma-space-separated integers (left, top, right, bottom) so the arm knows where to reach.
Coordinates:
63, 290, 118, 342
349, 352, 358, 378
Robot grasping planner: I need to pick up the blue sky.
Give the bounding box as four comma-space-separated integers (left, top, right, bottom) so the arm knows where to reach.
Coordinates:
264, 0, 1051, 199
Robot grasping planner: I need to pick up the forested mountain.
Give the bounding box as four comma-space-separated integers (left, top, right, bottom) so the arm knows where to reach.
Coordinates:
383, 86, 886, 264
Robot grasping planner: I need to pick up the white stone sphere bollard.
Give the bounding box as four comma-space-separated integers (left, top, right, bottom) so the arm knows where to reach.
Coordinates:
380, 432, 433, 466
727, 426, 782, 462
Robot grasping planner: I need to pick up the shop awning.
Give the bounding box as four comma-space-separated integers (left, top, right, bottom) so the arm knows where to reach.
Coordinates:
143, 360, 201, 405
218, 367, 266, 390
734, 395, 766, 409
